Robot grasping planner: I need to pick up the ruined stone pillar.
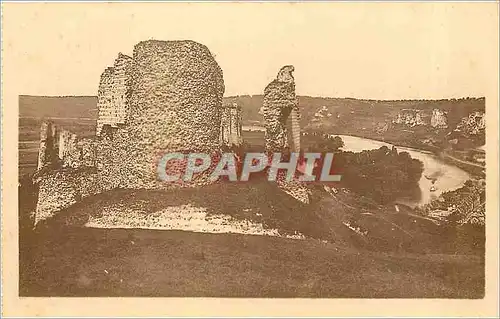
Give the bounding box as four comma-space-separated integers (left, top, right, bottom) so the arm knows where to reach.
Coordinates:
37, 122, 50, 170
262, 66, 309, 204
58, 130, 71, 160
262, 65, 300, 153
37, 121, 58, 170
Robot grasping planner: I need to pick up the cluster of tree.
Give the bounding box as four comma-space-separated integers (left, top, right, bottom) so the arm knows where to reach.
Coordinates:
301, 134, 424, 204
420, 179, 485, 225
333, 146, 424, 204
302, 132, 344, 152
235, 132, 424, 204
415, 179, 485, 254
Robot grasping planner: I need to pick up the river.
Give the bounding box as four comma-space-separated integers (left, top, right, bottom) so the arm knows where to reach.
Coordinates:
337, 135, 471, 207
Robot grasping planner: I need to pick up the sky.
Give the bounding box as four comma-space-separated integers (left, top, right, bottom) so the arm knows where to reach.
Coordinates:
2, 2, 498, 99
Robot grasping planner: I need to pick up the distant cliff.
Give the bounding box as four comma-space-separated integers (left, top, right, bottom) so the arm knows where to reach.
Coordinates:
455, 111, 485, 136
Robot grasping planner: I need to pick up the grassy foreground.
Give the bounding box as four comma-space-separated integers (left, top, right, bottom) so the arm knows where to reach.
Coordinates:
20, 226, 484, 298
19, 179, 484, 298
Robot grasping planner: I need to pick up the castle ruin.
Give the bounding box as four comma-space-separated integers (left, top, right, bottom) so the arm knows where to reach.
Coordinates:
96, 40, 225, 190
32, 41, 311, 224
34, 40, 228, 224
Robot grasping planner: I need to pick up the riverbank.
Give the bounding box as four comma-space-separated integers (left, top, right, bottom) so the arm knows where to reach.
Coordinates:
441, 152, 486, 178
330, 131, 485, 178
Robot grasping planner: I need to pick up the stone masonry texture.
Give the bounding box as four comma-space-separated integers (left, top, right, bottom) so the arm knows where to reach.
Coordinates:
95, 40, 225, 190
34, 168, 100, 225
96, 54, 133, 136
37, 121, 59, 170
262, 65, 309, 204
263, 65, 299, 153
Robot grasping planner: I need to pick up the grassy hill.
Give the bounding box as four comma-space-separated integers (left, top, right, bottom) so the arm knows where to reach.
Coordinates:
20, 178, 484, 297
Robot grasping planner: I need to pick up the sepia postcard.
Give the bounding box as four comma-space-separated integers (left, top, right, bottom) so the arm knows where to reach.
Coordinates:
1, 1, 499, 317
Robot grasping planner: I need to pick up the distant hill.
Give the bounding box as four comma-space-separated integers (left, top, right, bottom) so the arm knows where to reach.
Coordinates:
19, 95, 485, 125
18, 95, 486, 177
19, 95, 485, 151
19, 95, 98, 119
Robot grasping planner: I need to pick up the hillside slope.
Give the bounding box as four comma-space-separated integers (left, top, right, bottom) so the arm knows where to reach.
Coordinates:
19, 179, 484, 297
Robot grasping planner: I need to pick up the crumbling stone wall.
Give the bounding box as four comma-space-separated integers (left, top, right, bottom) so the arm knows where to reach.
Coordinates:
95, 125, 136, 190
96, 53, 133, 136
58, 129, 71, 161
262, 65, 300, 152
96, 67, 114, 135
61, 135, 97, 169
38, 122, 97, 169
261, 66, 309, 203
36, 121, 50, 170
220, 102, 243, 147
34, 120, 100, 224
288, 107, 301, 152
34, 168, 100, 224
63, 133, 80, 168
35, 40, 227, 224
99, 40, 225, 189
60, 133, 98, 169
37, 121, 59, 170
79, 138, 96, 167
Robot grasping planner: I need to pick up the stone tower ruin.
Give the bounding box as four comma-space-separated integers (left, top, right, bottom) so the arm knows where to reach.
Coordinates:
96, 40, 225, 190
96, 53, 133, 136
37, 121, 58, 170
262, 65, 301, 153
261, 65, 310, 204
128, 40, 224, 152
